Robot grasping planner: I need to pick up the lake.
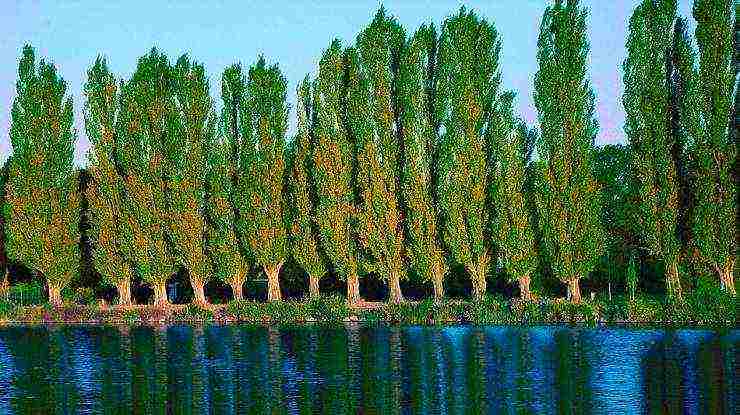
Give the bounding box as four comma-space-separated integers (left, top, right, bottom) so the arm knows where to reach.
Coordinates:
0, 325, 736, 414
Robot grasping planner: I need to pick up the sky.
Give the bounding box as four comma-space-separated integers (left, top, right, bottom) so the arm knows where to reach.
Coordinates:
1, 0, 695, 166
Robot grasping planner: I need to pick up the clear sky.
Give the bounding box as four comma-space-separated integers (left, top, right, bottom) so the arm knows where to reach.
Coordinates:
1, 0, 695, 166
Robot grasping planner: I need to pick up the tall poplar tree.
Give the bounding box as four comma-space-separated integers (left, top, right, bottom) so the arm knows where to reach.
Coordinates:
287, 77, 326, 298
489, 93, 538, 300
399, 23, 447, 300
435, 8, 500, 301
205, 124, 249, 300
345, 8, 407, 303
239, 57, 289, 302
83, 56, 136, 305
4, 45, 80, 305
117, 48, 178, 306
686, 0, 736, 295
313, 40, 362, 304
534, 0, 603, 303
623, 0, 685, 300
167, 55, 216, 304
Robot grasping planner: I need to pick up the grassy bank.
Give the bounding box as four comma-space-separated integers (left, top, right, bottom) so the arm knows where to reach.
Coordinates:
0, 293, 736, 327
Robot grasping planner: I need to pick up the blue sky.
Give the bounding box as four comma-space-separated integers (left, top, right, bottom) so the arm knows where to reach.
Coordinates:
1, 0, 694, 165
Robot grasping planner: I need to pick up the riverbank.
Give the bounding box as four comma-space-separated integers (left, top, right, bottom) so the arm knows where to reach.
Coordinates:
0, 294, 736, 327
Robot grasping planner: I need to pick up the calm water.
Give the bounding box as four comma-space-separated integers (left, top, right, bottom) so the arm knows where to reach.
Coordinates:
0, 325, 736, 414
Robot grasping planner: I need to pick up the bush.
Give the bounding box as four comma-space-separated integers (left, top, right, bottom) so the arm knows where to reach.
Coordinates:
63, 287, 97, 306
7, 281, 46, 306
306, 295, 349, 323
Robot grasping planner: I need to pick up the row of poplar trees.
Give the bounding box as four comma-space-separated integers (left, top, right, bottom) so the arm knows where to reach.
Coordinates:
2, 0, 736, 306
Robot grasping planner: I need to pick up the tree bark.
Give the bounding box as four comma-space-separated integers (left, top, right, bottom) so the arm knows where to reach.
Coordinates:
0, 272, 8, 297
469, 261, 487, 301
518, 274, 532, 301
666, 261, 683, 302
719, 259, 736, 296
346, 272, 361, 305
567, 278, 582, 304
116, 279, 132, 306
308, 273, 320, 298
388, 272, 404, 304
48, 283, 62, 306
153, 280, 168, 307
190, 275, 207, 305
231, 280, 244, 301
431, 263, 445, 302
265, 262, 283, 302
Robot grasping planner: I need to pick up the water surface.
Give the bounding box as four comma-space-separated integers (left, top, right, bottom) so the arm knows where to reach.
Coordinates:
0, 325, 736, 414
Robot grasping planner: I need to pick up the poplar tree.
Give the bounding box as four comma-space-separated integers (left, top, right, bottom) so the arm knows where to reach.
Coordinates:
686, 0, 736, 295
219, 63, 254, 283
205, 125, 249, 300
117, 48, 178, 306
239, 57, 289, 302
167, 55, 216, 304
287, 77, 326, 298
534, 0, 603, 303
623, 0, 685, 300
313, 40, 362, 304
346, 8, 407, 303
435, 8, 500, 301
4, 45, 80, 305
83, 56, 135, 305
399, 24, 447, 300
489, 93, 538, 300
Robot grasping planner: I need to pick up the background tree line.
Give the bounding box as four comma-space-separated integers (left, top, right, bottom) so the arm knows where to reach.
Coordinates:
0, 0, 736, 306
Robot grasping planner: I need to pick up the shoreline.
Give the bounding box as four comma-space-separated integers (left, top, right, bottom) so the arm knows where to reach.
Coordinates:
0, 296, 736, 328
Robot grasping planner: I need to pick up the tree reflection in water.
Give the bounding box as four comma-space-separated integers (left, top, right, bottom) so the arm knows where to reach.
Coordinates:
0, 325, 735, 414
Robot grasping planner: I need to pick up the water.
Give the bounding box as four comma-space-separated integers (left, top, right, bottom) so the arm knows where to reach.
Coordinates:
0, 325, 736, 414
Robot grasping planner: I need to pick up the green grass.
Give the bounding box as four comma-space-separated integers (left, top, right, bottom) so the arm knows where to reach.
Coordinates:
0, 293, 735, 327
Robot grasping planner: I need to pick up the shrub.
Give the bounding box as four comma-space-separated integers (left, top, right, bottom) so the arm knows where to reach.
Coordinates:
8, 281, 46, 306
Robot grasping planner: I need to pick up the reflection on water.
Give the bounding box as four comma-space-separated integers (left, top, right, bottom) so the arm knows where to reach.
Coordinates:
0, 325, 735, 414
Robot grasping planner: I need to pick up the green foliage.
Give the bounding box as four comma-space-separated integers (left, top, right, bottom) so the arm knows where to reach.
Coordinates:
345, 9, 407, 299
435, 8, 501, 298
4, 45, 80, 304
534, 0, 603, 297
167, 55, 216, 298
592, 144, 637, 288
398, 24, 447, 293
306, 295, 350, 323
116, 48, 178, 300
206, 121, 249, 296
312, 41, 360, 285
685, 0, 736, 291
237, 57, 289, 273
6, 280, 46, 306
488, 93, 538, 287
286, 77, 326, 285
626, 254, 638, 300
83, 56, 135, 298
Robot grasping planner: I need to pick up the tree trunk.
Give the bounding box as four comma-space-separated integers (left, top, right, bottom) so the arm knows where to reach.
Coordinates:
48, 283, 62, 306
608, 282, 612, 302
190, 275, 207, 305
431, 264, 445, 302
231, 281, 244, 301
666, 261, 683, 302
153, 280, 168, 307
719, 259, 736, 296
388, 272, 404, 304
518, 274, 532, 301
470, 262, 487, 301
308, 273, 320, 298
346, 272, 360, 305
567, 278, 582, 304
116, 279, 132, 306
0, 272, 8, 297
265, 262, 283, 302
